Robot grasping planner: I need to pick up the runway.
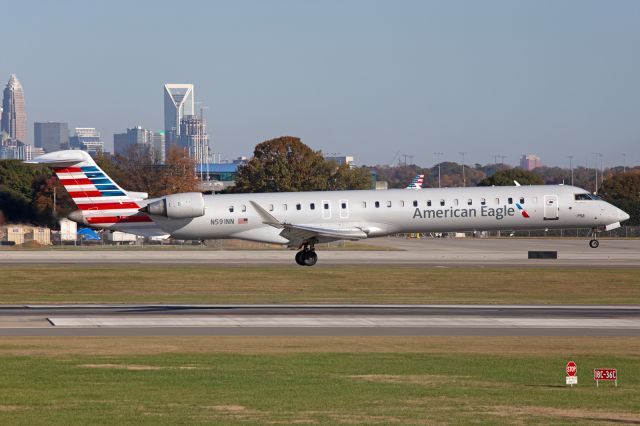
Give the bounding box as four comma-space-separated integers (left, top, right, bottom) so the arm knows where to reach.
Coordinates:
1, 304, 639, 336
1, 238, 639, 267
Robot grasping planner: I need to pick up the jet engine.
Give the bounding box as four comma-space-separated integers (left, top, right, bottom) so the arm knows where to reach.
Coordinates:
144, 192, 205, 219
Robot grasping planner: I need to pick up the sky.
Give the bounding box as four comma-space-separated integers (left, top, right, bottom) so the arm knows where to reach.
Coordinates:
3, 0, 640, 168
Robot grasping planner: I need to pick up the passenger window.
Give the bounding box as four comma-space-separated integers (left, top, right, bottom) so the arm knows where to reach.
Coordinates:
296, 203, 301, 211
413, 200, 418, 207
341, 202, 347, 209
440, 199, 445, 206
268, 204, 274, 211
241, 205, 246, 212
508, 197, 513, 204
283, 204, 287, 211
453, 199, 459, 206
361, 201, 366, 208
519, 197, 524, 204
324, 203, 329, 209
467, 199, 472, 206
494, 198, 500, 205
310, 203, 315, 210
427, 200, 432, 207
386, 201, 392, 207
400, 200, 405, 207
375, 201, 380, 208
229, 206, 234, 213
481, 198, 486, 205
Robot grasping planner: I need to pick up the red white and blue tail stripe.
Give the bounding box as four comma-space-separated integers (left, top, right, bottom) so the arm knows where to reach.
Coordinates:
406, 174, 424, 189
26, 150, 166, 237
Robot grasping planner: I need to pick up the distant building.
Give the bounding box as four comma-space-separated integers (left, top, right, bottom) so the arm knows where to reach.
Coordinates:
152, 131, 166, 164
69, 128, 104, 157
1, 74, 27, 144
179, 115, 209, 167
325, 154, 355, 167
113, 126, 151, 155
113, 126, 165, 163
0, 136, 38, 160
164, 83, 194, 152
34, 122, 69, 152
197, 163, 239, 191
519, 154, 542, 171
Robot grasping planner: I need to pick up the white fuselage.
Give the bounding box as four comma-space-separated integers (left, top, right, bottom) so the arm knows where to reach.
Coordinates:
147, 185, 628, 244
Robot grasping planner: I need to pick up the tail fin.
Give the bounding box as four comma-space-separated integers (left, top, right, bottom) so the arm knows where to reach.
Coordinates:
26, 150, 155, 230
406, 174, 424, 189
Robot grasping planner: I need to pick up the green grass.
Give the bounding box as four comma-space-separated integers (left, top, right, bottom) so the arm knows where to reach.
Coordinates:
0, 345, 637, 425
1, 266, 639, 304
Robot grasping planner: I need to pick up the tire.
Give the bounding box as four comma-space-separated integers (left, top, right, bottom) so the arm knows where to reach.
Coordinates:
303, 251, 318, 266
589, 239, 599, 249
295, 251, 305, 265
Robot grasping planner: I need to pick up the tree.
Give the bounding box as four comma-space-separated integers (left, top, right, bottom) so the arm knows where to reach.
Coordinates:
477, 168, 544, 186
599, 171, 640, 225
234, 136, 370, 192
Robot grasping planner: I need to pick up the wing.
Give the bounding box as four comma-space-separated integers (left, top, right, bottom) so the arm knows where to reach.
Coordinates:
249, 200, 367, 247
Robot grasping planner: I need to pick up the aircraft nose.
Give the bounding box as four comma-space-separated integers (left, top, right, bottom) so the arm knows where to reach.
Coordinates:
618, 208, 630, 222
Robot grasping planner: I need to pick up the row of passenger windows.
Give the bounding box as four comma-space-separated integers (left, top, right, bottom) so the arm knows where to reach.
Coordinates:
227, 197, 534, 213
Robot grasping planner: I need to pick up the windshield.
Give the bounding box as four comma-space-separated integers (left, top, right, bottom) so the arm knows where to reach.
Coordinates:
575, 193, 600, 201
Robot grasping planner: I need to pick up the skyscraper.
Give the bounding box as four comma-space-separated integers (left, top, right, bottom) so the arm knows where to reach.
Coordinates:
179, 115, 210, 167
519, 154, 543, 171
164, 84, 194, 151
69, 128, 104, 157
1, 74, 27, 144
34, 122, 69, 152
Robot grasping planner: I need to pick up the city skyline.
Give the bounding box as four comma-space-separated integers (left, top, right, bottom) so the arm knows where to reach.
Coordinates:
2, 0, 639, 167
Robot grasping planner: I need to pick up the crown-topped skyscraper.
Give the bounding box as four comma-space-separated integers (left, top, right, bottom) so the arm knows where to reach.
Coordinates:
1, 74, 27, 143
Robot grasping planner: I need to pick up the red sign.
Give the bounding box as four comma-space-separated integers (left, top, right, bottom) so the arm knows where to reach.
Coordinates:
566, 361, 577, 376
593, 369, 617, 380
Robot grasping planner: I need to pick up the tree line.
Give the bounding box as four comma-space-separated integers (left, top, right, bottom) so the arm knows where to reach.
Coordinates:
0, 136, 638, 226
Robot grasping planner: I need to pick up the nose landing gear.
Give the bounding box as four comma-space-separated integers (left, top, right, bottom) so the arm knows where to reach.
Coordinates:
295, 243, 318, 266
589, 228, 599, 248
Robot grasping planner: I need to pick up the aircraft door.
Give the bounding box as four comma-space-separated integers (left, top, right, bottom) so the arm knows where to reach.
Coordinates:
322, 200, 332, 219
544, 195, 559, 220
339, 199, 349, 219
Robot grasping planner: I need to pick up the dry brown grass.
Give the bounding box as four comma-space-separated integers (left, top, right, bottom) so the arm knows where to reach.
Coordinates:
1, 266, 639, 304
1, 336, 639, 356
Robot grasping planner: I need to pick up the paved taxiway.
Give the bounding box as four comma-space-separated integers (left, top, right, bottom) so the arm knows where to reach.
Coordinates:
1, 238, 638, 267
1, 304, 639, 337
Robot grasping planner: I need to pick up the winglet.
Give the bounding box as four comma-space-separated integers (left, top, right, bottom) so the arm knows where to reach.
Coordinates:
249, 201, 283, 228
514, 180, 521, 187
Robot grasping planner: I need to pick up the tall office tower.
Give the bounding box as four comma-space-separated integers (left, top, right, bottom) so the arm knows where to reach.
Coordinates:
179, 115, 209, 167
152, 131, 166, 164
34, 122, 69, 152
69, 127, 104, 157
113, 125, 154, 156
519, 154, 543, 171
164, 84, 194, 151
1, 74, 27, 144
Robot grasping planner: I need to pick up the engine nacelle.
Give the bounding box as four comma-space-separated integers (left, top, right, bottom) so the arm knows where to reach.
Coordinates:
145, 192, 205, 219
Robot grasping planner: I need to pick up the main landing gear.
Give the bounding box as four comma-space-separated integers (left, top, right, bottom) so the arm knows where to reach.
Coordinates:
589, 228, 600, 249
295, 243, 318, 266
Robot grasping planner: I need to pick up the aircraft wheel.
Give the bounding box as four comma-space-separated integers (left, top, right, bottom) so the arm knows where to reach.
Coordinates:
589, 239, 599, 249
295, 251, 305, 265
303, 251, 318, 266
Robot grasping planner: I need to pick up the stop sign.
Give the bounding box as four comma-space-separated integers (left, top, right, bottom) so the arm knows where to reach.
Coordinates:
566, 361, 577, 376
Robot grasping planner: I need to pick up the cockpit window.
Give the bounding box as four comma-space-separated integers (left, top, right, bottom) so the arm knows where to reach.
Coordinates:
575, 193, 600, 201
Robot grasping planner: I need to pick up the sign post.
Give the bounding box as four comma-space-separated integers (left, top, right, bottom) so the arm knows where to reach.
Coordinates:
566, 361, 577, 387
593, 368, 617, 387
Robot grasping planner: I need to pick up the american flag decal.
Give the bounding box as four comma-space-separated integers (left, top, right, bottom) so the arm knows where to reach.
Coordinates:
238, 218, 248, 224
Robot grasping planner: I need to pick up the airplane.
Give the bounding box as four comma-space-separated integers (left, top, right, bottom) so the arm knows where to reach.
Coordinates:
28, 150, 630, 266
406, 174, 425, 189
